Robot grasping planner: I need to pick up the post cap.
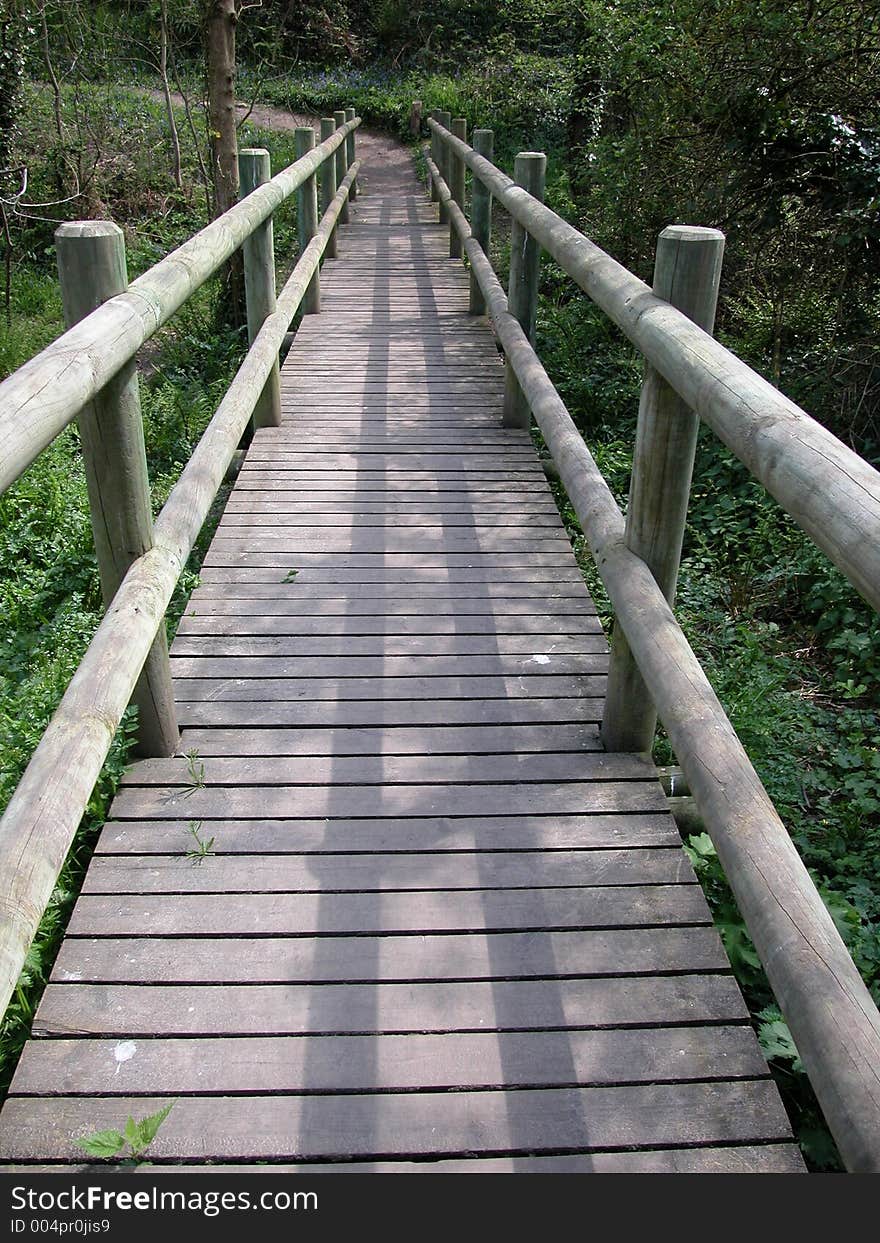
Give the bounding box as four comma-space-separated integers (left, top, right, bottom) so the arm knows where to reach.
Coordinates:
659, 225, 725, 244
55, 220, 123, 241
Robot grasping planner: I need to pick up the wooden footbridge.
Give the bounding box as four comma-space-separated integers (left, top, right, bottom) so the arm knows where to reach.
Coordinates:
0, 110, 879, 1172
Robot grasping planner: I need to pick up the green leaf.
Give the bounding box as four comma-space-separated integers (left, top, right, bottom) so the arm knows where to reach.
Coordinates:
74, 1129, 126, 1158
686, 831, 716, 859
133, 1101, 174, 1151
758, 1014, 803, 1073
124, 1116, 140, 1147
719, 920, 762, 974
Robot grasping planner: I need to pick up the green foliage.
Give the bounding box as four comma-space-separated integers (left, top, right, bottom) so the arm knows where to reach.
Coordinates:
0, 0, 31, 168
182, 748, 206, 795
184, 820, 215, 867
75, 1102, 174, 1161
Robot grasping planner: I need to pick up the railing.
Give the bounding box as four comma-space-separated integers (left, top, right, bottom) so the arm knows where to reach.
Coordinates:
0, 109, 361, 1048
427, 112, 880, 1173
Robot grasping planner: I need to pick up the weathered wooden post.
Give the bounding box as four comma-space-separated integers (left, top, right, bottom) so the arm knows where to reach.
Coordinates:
320, 117, 338, 259
602, 225, 725, 752
437, 110, 452, 225
55, 221, 179, 758
469, 129, 493, 315
503, 151, 546, 428
449, 117, 467, 259
238, 148, 282, 428
345, 107, 358, 201
295, 127, 321, 314
334, 109, 349, 225
429, 108, 440, 202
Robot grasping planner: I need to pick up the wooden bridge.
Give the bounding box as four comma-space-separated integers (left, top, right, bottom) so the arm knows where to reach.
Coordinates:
0, 111, 878, 1172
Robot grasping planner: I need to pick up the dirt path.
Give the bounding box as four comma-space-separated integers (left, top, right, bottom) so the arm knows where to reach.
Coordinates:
149, 89, 413, 179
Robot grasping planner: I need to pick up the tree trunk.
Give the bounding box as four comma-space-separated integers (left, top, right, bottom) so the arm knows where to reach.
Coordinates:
205, 0, 243, 324
206, 0, 238, 215
160, 0, 183, 190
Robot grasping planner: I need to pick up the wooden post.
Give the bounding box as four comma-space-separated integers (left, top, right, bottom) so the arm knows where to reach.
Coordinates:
55, 221, 179, 758
345, 107, 358, 201
503, 151, 546, 429
295, 127, 320, 313
429, 109, 440, 202
602, 225, 725, 753
449, 117, 467, 259
437, 110, 452, 224
334, 110, 349, 225
320, 117, 338, 259
238, 148, 282, 429
469, 129, 493, 315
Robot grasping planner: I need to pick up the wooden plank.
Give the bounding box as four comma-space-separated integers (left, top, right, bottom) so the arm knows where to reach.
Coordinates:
194, 569, 589, 585
182, 592, 597, 614
185, 591, 599, 611
0, 1081, 793, 1161
231, 476, 548, 490
216, 513, 567, 526
199, 555, 580, 573
169, 723, 604, 756
50, 927, 734, 985
168, 674, 608, 702
96, 812, 679, 855
110, 780, 663, 821
66, 884, 709, 937
168, 654, 608, 679
220, 501, 565, 515
119, 751, 650, 787
170, 632, 607, 654
176, 698, 606, 728
174, 615, 605, 638
11, 1026, 768, 1096
240, 455, 529, 471
208, 532, 572, 552
82, 848, 692, 894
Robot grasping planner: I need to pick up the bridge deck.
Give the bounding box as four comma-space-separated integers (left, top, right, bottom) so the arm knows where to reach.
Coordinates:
0, 140, 803, 1171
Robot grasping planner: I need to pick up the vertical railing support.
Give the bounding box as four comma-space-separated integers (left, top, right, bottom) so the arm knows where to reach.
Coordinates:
503, 151, 546, 429
320, 116, 338, 259
602, 225, 726, 752
449, 118, 467, 259
469, 129, 493, 315
334, 109, 349, 225
239, 148, 282, 428
55, 222, 179, 758
345, 107, 358, 201
437, 111, 452, 225
429, 109, 440, 203
295, 127, 321, 314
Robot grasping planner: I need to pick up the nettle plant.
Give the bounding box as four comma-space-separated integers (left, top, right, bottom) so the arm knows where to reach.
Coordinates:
75, 1103, 174, 1162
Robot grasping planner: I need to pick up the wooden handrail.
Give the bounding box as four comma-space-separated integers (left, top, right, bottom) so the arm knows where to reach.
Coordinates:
0, 158, 360, 1054
428, 149, 880, 1173
0, 117, 360, 496
428, 117, 880, 619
